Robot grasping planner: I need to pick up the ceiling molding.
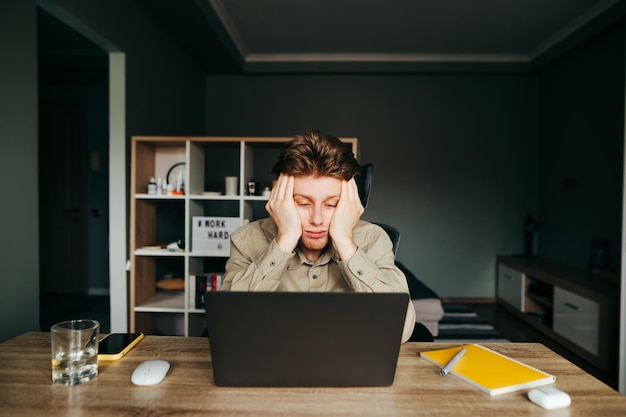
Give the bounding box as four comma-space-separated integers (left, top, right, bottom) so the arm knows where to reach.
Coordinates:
529, 0, 622, 60
246, 53, 530, 64
242, 52, 533, 73
208, 0, 249, 58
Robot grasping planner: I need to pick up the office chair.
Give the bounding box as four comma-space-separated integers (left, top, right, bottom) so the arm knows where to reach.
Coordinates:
355, 164, 400, 254
354, 164, 434, 342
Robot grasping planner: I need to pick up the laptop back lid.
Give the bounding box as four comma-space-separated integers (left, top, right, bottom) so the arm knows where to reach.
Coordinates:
204, 291, 408, 387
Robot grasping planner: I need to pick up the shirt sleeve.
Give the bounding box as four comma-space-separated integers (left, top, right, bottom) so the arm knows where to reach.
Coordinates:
336, 223, 417, 342
221, 227, 293, 291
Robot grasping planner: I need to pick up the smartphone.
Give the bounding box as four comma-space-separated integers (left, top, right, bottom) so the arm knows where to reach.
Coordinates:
98, 333, 144, 361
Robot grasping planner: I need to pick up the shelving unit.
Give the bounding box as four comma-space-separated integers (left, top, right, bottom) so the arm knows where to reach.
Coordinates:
496, 255, 619, 377
129, 136, 358, 336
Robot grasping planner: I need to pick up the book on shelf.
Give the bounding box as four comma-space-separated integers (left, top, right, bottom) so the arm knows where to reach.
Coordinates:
420, 343, 556, 396
188, 273, 223, 309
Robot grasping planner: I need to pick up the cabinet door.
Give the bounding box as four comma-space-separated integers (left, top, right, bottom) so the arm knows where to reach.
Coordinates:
497, 265, 523, 311
553, 287, 599, 356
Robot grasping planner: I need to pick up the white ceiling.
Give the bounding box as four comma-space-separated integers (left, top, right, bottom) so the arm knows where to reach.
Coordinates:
133, 0, 625, 73
206, 0, 623, 72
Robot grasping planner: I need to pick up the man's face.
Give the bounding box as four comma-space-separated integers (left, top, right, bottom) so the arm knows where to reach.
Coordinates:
292, 175, 342, 259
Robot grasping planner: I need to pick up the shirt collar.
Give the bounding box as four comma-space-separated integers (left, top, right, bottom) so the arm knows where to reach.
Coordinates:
288, 245, 338, 269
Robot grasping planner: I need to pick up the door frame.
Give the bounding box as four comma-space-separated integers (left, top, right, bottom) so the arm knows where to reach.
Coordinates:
38, 1, 128, 332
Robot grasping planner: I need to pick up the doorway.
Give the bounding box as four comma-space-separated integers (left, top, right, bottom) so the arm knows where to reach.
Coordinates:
37, 8, 110, 332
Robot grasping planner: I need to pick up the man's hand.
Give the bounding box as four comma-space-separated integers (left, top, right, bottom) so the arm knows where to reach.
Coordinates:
329, 178, 364, 260
265, 174, 301, 253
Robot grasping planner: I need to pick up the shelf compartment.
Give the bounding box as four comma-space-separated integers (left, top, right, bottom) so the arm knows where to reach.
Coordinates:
188, 141, 240, 195
243, 141, 285, 194
135, 292, 185, 312
132, 140, 185, 194
526, 292, 553, 308
244, 200, 270, 223
189, 199, 240, 218
133, 256, 185, 308
134, 199, 185, 249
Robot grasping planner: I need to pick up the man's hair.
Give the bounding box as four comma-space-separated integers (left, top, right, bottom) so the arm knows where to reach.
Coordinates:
272, 130, 361, 180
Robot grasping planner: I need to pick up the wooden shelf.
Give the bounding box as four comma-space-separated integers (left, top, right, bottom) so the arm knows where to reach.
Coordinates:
135, 292, 185, 312
134, 249, 185, 256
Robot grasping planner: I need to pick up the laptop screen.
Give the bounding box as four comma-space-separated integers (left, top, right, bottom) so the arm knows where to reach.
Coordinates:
204, 291, 409, 387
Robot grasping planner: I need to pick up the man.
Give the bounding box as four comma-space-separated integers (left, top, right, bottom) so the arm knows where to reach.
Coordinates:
221, 130, 416, 342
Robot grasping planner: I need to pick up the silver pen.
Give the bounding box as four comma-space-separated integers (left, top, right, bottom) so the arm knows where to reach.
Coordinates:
440, 347, 467, 376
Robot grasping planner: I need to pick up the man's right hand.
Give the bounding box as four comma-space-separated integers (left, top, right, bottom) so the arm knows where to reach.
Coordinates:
265, 174, 301, 252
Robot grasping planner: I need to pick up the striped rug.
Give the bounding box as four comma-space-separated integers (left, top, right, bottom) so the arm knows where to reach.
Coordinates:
435, 304, 510, 342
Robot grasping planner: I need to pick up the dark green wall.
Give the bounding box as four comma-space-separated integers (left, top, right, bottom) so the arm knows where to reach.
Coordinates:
0, 0, 40, 343
538, 21, 625, 272
205, 74, 539, 297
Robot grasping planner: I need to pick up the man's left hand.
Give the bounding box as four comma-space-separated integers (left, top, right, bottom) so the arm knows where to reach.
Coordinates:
329, 178, 364, 260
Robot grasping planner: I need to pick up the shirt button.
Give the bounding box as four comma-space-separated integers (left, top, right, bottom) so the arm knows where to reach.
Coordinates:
312, 274, 318, 279
357, 270, 364, 276
269, 261, 275, 267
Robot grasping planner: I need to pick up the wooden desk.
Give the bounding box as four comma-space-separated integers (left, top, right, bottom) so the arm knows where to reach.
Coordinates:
0, 333, 624, 416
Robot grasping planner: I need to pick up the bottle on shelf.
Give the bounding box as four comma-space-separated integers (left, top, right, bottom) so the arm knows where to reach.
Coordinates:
247, 178, 257, 196
157, 177, 165, 195
147, 177, 157, 195
174, 170, 184, 195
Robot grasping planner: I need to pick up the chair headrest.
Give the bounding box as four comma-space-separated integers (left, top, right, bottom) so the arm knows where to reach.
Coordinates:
355, 163, 373, 208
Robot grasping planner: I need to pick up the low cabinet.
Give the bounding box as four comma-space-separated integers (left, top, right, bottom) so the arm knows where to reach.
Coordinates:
496, 256, 618, 380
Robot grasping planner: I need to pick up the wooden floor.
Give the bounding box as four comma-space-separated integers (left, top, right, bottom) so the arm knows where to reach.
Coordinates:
467, 302, 618, 390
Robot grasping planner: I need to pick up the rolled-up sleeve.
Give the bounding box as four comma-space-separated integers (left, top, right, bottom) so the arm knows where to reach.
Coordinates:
222, 227, 293, 292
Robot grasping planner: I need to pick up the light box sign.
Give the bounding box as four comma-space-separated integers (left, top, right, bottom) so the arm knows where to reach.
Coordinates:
192, 216, 240, 254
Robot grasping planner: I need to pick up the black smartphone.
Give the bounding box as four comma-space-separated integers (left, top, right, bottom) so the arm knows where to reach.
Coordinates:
98, 333, 144, 361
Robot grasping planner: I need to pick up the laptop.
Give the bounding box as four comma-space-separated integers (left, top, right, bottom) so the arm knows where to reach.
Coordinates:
203, 291, 409, 387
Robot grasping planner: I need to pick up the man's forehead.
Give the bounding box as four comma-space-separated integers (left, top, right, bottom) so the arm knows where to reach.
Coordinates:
293, 175, 341, 198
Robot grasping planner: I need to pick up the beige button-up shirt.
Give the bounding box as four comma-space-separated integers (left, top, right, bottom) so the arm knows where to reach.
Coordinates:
222, 218, 416, 342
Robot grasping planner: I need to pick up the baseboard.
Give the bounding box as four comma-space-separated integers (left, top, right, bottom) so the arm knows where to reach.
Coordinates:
441, 297, 496, 304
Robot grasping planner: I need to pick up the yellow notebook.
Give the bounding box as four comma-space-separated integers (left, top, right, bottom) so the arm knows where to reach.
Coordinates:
420, 344, 556, 396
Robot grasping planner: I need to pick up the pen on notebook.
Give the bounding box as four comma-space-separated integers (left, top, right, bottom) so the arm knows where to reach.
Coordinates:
440, 347, 466, 376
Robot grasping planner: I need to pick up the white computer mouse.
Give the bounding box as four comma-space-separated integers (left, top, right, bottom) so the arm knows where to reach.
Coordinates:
131, 360, 170, 386
528, 386, 571, 410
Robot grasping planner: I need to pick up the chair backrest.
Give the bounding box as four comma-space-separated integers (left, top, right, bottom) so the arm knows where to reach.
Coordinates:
355, 163, 400, 254
356, 163, 373, 209
374, 222, 400, 256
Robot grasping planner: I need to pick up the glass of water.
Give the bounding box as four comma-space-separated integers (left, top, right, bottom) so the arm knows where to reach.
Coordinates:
51, 319, 100, 385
